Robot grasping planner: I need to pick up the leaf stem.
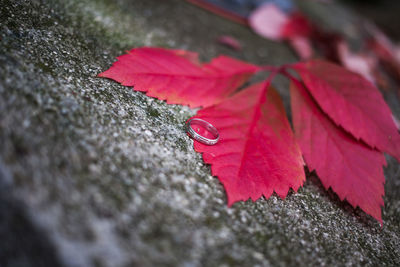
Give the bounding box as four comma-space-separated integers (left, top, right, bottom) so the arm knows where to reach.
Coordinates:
280, 68, 302, 85
259, 64, 291, 73
261, 67, 281, 95
259, 65, 281, 72
260, 64, 302, 94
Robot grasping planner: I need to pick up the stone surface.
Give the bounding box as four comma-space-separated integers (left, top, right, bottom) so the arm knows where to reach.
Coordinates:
0, 0, 399, 266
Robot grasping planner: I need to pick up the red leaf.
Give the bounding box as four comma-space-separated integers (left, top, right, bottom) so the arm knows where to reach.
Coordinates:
281, 12, 313, 39
98, 47, 259, 108
192, 81, 305, 205
290, 80, 386, 223
291, 60, 400, 161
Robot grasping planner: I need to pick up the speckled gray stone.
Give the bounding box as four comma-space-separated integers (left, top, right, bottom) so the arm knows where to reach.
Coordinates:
0, 0, 399, 266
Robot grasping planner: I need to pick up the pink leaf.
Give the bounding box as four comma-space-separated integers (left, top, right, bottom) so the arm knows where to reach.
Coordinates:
217, 35, 242, 51
249, 3, 289, 41
289, 36, 314, 60
337, 41, 377, 84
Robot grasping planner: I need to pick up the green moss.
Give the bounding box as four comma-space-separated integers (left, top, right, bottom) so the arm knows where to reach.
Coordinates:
35, 62, 55, 75
147, 106, 160, 118
175, 137, 188, 152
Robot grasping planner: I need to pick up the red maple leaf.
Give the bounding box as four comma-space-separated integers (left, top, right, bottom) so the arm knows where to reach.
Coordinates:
98, 47, 259, 108
290, 79, 386, 223
192, 81, 305, 204
290, 60, 400, 162
100, 47, 400, 224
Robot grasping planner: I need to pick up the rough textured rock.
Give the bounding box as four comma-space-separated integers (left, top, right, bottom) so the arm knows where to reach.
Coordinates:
0, 0, 399, 266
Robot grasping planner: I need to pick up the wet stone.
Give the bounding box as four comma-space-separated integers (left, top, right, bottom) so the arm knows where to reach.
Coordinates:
0, 0, 400, 266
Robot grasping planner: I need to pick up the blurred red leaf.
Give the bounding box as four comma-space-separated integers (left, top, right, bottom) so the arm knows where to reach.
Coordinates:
364, 23, 400, 83
249, 4, 314, 59
290, 80, 386, 223
281, 12, 313, 39
395, 46, 400, 63
291, 60, 400, 161
337, 41, 377, 84
368, 38, 400, 83
289, 37, 314, 60
192, 81, 305, 204
217, 35, 242, 51
98, 47, 259, 108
